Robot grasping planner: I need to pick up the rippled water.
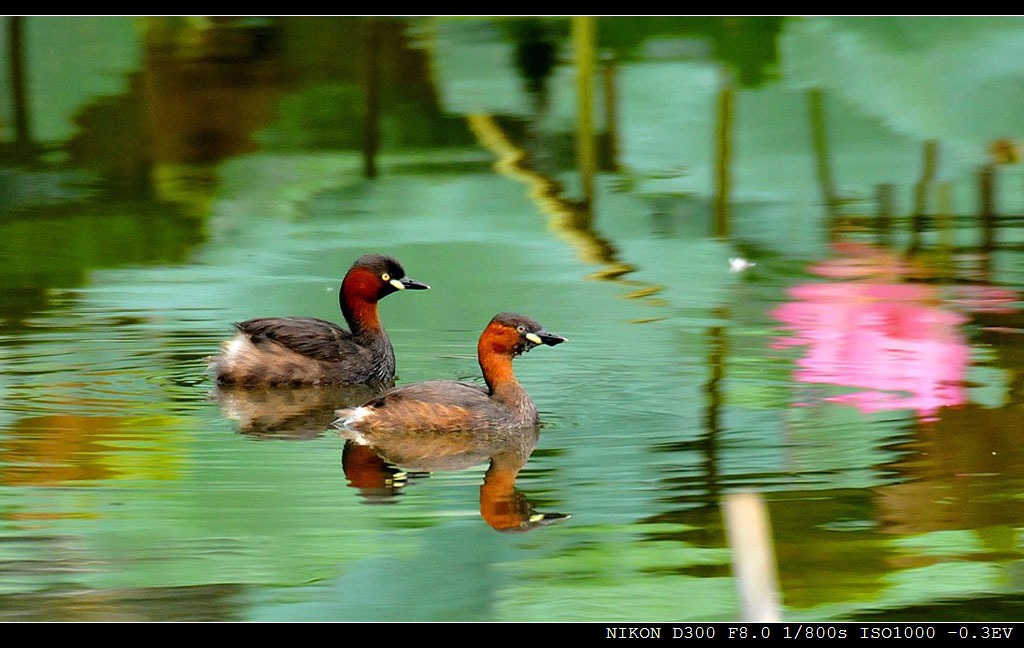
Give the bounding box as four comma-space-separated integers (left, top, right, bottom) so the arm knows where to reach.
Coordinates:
2, 16, 1023, 622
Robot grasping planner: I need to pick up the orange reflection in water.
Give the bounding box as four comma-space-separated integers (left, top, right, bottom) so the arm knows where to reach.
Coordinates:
2, 411, 184, 522
772, 244, 1018, 421
1, 415, 122, 523
1, 415, 121, 488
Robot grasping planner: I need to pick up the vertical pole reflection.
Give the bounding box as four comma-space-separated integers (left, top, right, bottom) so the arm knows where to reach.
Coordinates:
913, 140, 939, 214
909, 140, 939, 255
572, 16, 596, 208
600, 51, 620, 173
362, 17, 381, 179
979, 164, 997, 282
808, 88, 838, 227
936, 181, 955, 282
701, 308, 727, 503
714, 72, 734, 239
875, 183, 896, 247
8, 16, 32, 157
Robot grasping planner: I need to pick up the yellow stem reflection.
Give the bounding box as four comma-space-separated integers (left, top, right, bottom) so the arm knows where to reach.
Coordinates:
466, 112, 665, 307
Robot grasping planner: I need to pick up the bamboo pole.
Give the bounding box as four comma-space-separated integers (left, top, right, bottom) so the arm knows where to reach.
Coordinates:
722, 491, 783, 622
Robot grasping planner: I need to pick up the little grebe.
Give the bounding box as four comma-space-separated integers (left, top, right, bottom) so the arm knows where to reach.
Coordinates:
209, 254, 429, 386
334, 312, 566, 435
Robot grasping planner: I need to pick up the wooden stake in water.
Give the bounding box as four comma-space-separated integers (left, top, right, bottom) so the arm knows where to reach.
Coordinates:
722, 491, 782, 622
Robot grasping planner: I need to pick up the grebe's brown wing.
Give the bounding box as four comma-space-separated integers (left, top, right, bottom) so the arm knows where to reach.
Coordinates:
236, 317, 364, 362
335, 380, 492, 433
367, 380, 489, 408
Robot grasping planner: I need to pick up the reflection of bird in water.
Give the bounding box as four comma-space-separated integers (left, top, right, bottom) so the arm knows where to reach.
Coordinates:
340, 441, 412, 502
213, 383, 383, 439
208, 254, 429, 386
479, 444, 569, 532
339, 427, 568, 532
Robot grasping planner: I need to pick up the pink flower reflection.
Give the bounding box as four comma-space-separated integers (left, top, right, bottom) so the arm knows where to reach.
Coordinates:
774, 242, 1022, 421
773, 281, 969, 420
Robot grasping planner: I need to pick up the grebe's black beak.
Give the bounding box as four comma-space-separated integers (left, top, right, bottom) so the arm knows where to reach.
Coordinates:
525, 330, 567, 347
391, 276, 430, 291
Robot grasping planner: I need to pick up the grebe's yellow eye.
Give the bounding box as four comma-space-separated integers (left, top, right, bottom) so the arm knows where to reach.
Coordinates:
381, 273, 390, 281
516, 325, 526, 333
